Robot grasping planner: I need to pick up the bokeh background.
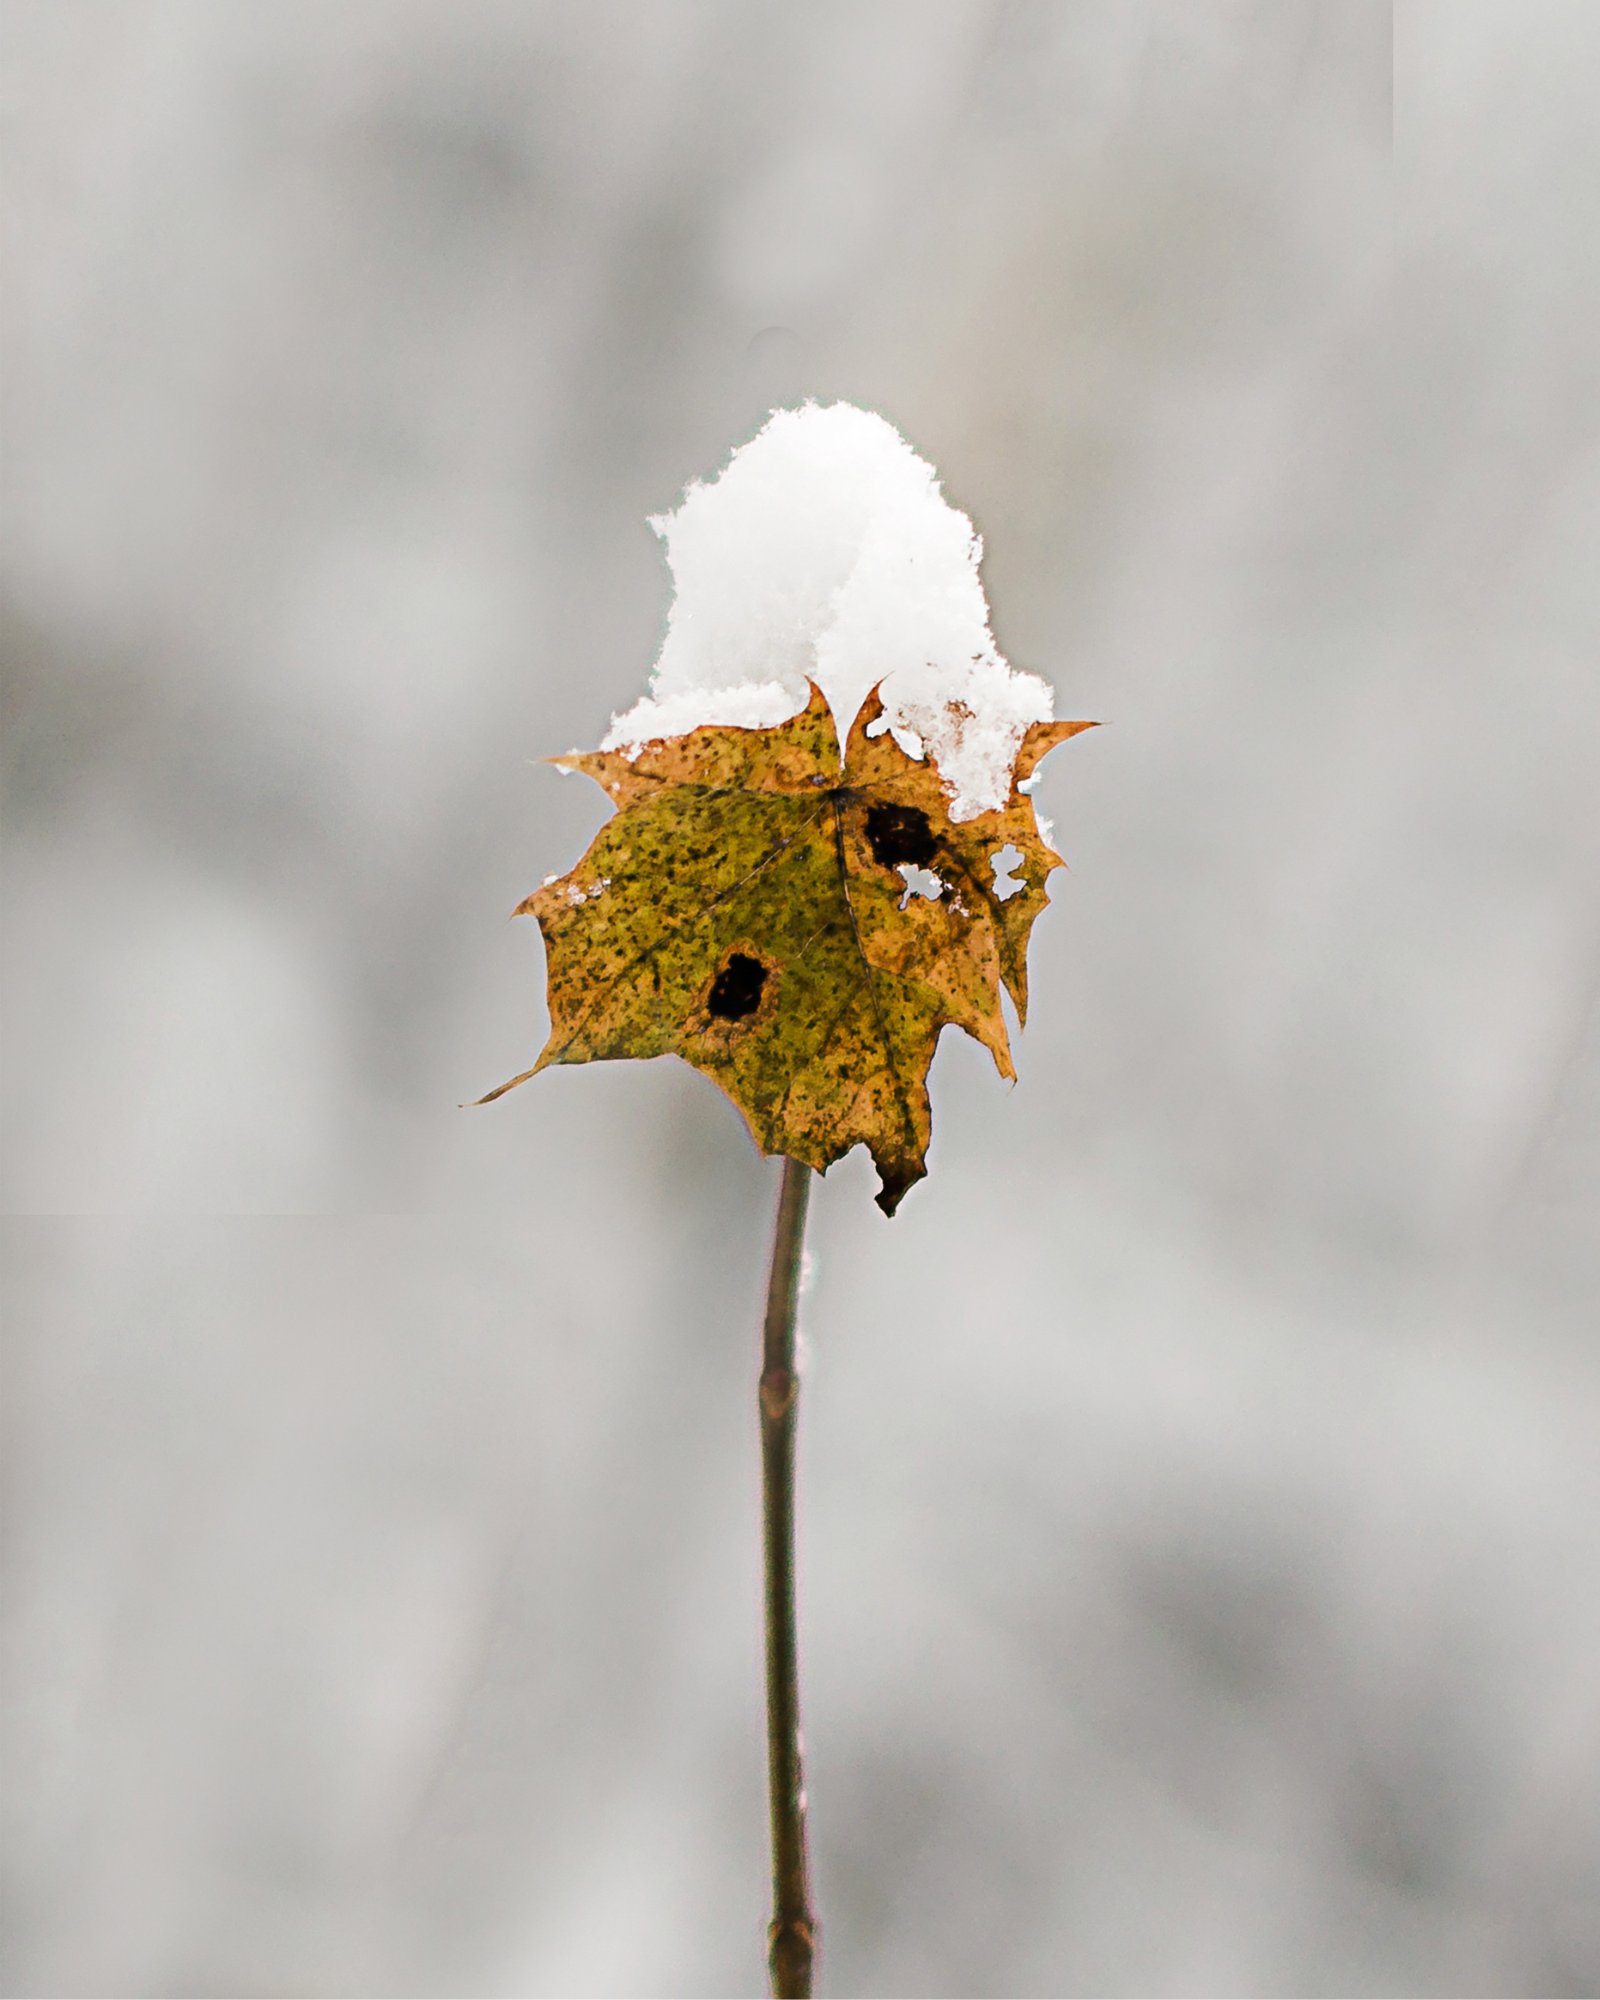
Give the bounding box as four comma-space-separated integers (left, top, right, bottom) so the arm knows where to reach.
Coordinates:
3, 3, 1598, 1994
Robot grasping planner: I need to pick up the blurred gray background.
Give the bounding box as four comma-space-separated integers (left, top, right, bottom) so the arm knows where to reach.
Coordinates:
3, 3, 1597, 1994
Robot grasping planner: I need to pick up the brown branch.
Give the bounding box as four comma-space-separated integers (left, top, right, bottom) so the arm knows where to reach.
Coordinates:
761, 1156, 816, 1997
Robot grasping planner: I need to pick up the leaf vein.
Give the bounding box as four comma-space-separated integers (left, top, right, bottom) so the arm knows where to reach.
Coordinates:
829, 793, 919, 1159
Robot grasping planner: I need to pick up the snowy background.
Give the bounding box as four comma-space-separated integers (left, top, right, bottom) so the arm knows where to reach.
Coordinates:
3, 3, 1598, 1994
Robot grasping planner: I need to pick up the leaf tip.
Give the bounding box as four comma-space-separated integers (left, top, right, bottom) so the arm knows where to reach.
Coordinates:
1014, 717, 1099, 792
471, 1064, 538, 1106
873, 1159, 923, 1216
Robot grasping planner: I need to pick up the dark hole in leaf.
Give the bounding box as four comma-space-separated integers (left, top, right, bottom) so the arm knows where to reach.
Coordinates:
865, 803, 937, 869
708, 953, 768, 1019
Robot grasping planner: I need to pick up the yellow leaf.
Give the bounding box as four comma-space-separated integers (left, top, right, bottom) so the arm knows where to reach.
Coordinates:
483, 684, 1095, 1213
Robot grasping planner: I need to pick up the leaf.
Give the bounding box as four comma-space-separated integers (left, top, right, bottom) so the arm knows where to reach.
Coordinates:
483, 683, 1096, 1213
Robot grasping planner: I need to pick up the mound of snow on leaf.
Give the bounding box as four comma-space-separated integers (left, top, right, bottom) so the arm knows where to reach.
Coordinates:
604, 402, 1055, 820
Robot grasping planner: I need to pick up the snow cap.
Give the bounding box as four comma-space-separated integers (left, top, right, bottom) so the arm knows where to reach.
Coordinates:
603, 402, 1054, 819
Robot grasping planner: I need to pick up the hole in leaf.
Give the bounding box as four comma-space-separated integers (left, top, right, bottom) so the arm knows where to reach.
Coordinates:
990, 845, 1026, 901
707, 953, 768, 1019
866, 803, 937, 869
897, 864, 944, 909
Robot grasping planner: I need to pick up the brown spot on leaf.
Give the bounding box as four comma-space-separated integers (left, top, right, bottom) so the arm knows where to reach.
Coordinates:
708, 952, 768, 1019
865, 803, 937, 870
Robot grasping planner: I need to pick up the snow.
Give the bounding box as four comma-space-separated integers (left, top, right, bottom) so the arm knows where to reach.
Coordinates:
603, 402, 1055, 819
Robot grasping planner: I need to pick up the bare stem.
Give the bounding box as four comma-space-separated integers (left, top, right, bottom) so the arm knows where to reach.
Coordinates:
761, 1156, 816, 1998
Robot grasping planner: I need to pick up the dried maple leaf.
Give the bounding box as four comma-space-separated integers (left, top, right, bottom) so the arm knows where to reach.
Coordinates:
483, 683, 1095, 1213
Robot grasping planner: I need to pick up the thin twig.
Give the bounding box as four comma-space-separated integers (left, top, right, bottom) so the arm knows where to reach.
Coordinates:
761, 1156, 816, 1997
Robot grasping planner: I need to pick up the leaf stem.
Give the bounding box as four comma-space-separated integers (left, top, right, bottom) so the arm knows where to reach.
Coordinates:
761, 1155, 816, 1997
